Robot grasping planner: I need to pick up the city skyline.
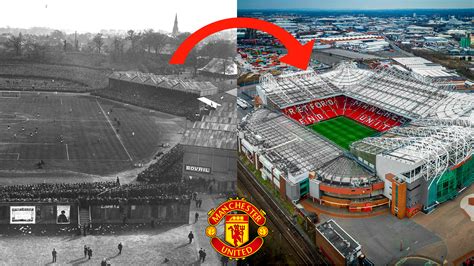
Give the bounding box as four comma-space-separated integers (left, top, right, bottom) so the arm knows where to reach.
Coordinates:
238, 0, 473, 10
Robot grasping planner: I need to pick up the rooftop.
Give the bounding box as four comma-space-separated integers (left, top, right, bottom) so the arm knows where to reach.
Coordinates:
109, 71, 218, 96
316, 219, 361, 260
181, 101, 237, 150
258, 62, 473, 120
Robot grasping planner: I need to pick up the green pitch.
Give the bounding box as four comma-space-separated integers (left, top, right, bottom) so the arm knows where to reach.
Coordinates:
309, 117, 377, 150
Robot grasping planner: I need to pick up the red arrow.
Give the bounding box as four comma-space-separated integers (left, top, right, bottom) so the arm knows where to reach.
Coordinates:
169, 17, 314, 70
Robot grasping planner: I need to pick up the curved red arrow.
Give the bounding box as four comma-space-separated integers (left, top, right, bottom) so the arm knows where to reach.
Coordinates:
169, 17, 314, 70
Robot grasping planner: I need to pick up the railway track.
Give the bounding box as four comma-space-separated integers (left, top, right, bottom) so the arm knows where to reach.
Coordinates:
237, 161, 328, 265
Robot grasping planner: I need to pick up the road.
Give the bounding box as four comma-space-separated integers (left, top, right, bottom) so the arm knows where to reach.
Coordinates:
237, 160, 328, 265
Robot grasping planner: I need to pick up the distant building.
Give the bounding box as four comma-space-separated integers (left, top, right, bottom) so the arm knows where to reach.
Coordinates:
172, 13, 179, 37
460, 36, 471, 48
393, 57, 456, 79
406, 25, 433, 34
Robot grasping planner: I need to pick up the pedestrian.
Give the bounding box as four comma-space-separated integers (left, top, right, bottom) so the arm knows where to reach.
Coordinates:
52, 248, 57, 262
195, 198, 199, 208
202, 249, 206, 262
208, 184, 213, 194
188, 231, 194, 244
198, 248, 204, 262
197, 199, 202, 208
118, 242, 123, 254
83, 245, 87, 257
195, 212, 199, 223
87, 247, 92, 260
192, 192, 197, 201
101, 258, 107, 266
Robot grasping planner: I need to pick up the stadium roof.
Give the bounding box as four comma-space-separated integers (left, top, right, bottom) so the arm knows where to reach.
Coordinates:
352, 119, 473, 182
258, 62, 474, 121
109, 71, 218, 96
259, 70, 341, 108
241, 109, 377, 180
181, 102, 237, 150
317, 156, 377, 187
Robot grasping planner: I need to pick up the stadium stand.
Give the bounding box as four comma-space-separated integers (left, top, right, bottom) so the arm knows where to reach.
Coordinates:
241, 61, 473, 216
0, 182, 190, 205
0, 77, 88, 92
282, 96, 406, 131
92, 71, 220, 120
260, 61, 473, 122
137, 145, 184, 184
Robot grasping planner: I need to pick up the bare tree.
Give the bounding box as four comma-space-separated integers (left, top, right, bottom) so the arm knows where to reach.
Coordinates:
127, 30, 142, 53
92, 33, 104, 53
152, 32, 168, 55
8, 33, 24, 56
111, 36, 124, 61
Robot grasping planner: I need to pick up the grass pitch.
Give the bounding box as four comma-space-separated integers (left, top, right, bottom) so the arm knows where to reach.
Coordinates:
309, 116, 377, 150
0, 92, 184, 179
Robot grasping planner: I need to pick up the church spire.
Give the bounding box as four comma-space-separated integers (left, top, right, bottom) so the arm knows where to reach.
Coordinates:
172, 13, 179, 37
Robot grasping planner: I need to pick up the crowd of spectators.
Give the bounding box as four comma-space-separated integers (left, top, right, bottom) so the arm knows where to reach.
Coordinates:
0, 63, 108, 89
137, 145, 183, 183
0, 181, 191, 206
0, 77, 88, 92
92, 82, 201, 121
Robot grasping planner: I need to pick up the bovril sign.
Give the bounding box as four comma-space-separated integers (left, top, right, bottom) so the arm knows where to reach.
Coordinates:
185, 165, 211, 174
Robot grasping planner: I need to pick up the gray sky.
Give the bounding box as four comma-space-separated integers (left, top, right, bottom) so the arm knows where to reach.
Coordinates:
0, 0, 237, 33
238, 0, 473, 10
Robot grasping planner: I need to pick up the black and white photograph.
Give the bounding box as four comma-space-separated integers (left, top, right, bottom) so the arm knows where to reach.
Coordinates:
0, 0, 237, 265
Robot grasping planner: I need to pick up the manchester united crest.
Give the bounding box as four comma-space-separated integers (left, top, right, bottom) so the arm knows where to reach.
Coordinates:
206, 198, 268, 260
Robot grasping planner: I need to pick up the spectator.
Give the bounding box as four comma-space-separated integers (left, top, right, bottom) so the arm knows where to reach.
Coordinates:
52, 249, 57, 263
118, 242, 123, 254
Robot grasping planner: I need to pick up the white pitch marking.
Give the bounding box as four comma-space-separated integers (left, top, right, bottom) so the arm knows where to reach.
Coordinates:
66, 144, 70, 160
96, 99, 133, 161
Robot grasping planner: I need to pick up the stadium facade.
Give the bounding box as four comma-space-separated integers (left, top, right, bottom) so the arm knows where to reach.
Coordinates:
182, 92, 238, 193
238, 62, 473, 218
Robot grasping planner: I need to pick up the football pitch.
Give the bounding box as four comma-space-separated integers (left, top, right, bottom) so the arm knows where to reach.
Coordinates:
0, 91, 184, 181
309, 116, 377, 150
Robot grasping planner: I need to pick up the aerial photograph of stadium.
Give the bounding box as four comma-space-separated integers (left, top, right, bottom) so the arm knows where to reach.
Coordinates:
236, 0, 474, 265
0, 0, 238, 265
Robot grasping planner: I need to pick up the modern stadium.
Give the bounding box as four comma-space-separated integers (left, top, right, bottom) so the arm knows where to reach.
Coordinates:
238, 61, 473, 218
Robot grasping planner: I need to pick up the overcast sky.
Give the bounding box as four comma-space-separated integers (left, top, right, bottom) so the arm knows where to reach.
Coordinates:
0, 0, 237, 33
238, 0, 473, 10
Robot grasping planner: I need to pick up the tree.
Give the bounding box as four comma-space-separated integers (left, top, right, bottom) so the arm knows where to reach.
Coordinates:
142, 29, 154, 53
126, 30, 142, 53
92, 33, 104, 53
111, 36, 124, 61
8, 33, 24, 56
152, 32, 169, 55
